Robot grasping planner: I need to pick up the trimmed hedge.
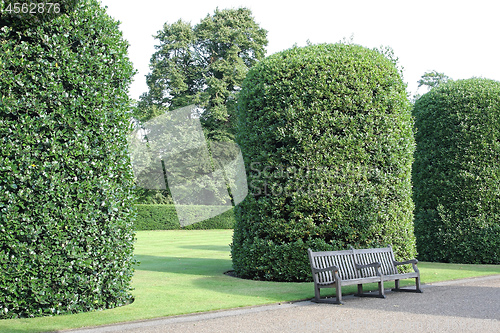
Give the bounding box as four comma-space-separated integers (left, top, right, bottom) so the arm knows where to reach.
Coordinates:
231, 43, 417, 282
134, 205, 235, 230
413, 78, 500, 264
0, 0, 136, 318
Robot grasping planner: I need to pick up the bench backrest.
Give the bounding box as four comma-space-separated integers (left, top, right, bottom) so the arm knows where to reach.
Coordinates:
308, 249, 359, 283
308, 246, 399, 283
352, 246, 398, 276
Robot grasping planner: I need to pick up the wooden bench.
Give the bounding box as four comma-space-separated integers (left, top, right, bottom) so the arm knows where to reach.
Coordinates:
307, 246, 422, 304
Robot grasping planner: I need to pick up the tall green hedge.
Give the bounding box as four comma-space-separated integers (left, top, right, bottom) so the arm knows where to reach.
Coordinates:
231, 43, 416, 282
0, 0, 136, 318
413, 78, 500, 264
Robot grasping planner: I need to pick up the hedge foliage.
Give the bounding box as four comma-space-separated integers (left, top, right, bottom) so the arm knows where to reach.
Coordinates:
0, 0, 136, 318
134, 205, 235, 230
413, 78, 500, 264
231, 43, 417, 282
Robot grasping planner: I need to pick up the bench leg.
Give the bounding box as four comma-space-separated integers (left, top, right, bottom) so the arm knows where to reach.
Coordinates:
391, 277, 423, 293
335, 279, 344, 304
354, 282, 385, 299
394, 279, 400, 291
314, 284, 321, 302
378, 281, 385, 298
311, 283, 344, 304
415, 276, 423, 293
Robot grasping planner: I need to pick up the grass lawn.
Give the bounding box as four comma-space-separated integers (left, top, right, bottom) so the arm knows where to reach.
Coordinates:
1, 230, 499, 333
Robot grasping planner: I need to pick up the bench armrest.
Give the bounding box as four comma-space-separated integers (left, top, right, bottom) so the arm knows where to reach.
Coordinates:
394, 259, 419, 273
355, 261, 383, 277
355, 262, 381, 270
394, 259, 418, 266
312, 265, 339, 274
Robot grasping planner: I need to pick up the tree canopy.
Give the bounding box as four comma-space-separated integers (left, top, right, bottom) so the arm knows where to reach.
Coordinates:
135, 7, 268, 142
417, 70, 452, 90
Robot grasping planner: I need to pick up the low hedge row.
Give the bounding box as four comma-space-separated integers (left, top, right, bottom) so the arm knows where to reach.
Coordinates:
134, 205, 235, 230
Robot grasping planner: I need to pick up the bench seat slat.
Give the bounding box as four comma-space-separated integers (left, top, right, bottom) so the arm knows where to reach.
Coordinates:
317, 275, 381, 286
383, 272, 419, 281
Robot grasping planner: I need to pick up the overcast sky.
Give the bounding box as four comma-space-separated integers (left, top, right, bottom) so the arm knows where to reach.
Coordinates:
99, 0, 500, 101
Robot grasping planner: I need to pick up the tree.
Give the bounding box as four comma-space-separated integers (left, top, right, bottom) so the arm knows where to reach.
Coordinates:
412, 70, 452, 102
413, 78, 500, 264
231, 43, 417, 282
417, 70, 452, 89
136, 8, 268, 142
0, 0, 136, 318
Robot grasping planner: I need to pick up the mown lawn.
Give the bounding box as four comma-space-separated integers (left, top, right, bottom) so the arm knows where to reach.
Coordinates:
1, 230, 499, 333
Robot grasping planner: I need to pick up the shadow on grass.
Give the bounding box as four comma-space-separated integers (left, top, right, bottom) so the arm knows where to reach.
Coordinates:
134, 254, 232, 275
0, 326, 29, 333
133, 254, 314, 302
177, 244, 231, 252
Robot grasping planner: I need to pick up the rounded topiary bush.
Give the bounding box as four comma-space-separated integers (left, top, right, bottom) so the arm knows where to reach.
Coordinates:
0, 0, 136, 318
231, 43, 417, 282
413, 78, 500, 264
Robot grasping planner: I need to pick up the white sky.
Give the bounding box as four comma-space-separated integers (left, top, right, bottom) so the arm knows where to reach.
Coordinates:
99, 0, 500, 101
